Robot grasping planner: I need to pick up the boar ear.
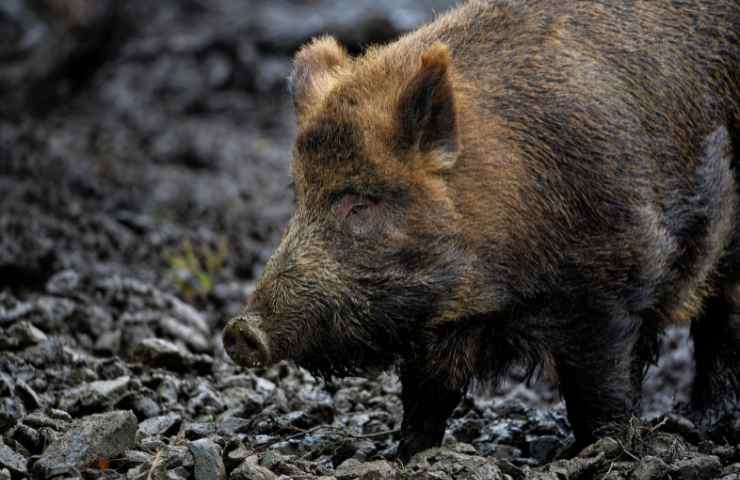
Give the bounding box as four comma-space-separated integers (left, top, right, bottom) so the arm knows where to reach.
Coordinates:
289, 36, 349, 117
397, 42, 458, 169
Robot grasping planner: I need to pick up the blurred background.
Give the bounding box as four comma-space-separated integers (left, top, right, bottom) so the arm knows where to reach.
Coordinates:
0, 0, 463, 335
0, 1, 700, 478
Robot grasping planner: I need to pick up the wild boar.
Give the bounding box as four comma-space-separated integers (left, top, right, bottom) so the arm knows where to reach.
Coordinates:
224, 0, 740, 462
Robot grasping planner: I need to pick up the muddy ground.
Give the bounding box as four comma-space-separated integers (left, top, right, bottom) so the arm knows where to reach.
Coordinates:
0, 1, 738, 479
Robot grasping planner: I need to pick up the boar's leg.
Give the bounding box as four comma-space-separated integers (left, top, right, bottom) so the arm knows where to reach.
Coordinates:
690, 286, 740, 434
397, 361, 465, 463
629, 315, 660, 411
554, 316, 640, 451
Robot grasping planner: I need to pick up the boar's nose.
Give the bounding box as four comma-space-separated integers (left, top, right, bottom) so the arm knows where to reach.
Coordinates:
223, 314, 271, 368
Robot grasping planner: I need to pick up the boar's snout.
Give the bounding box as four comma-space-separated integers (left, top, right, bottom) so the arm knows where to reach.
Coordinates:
223, 314, 271, 368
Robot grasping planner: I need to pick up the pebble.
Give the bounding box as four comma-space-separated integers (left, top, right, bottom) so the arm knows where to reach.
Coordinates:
32, 410, 137, 478
0, 440, 27, 475
138, 413, 182, 437
7, 321, 48, 348
57, 376, 132, 414
188, 438, 225, 480
45, 270, 81, 296
131, 338, 213, 374
671, 454, 722, 480
631, 456, 670, 480
231, 460, 278, 480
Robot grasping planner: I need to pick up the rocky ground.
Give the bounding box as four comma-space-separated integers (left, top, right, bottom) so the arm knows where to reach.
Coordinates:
1, 1, 738, 479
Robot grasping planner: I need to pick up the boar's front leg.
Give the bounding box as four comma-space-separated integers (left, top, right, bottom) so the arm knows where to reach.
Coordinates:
397, 360, 465, 463
554, 314, 641, 451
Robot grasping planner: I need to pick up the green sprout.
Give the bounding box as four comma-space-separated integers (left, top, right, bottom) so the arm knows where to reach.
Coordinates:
165, 238, 228, 300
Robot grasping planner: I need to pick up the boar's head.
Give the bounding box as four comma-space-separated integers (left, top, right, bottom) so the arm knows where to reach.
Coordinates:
224, 37, 473, 377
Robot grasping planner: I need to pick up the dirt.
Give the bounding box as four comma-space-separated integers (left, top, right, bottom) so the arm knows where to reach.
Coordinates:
0, 1, 738, 479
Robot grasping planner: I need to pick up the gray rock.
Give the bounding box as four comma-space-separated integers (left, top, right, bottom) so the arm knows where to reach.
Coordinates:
7, 321, 48, 348
631, 456, 669, 480
181, 421, 216, 440
113, 388, 161, 420
221, 386, 266, 414
223, 441, 251, 471
165, 445, 194, 469
0, 440, 27, 475
232, 460, 278, 480
15, 379, 43, 410
131, 338, 213, 374
124, 450, 152, 466
159, 315, 210, 353
0, 397, 24, 433
32, 410, 137, 479
12, 423, 41, 454
0, 468, 9, 480
528, 435, 565, 464
721, 464, 740, 480
188, 438, 225, 480
24, 412, 68, 431
0, 293, 34, 326
138, 413, 181, 437
57, 376, 132, 414
48, 409, 73, 422
46, 270, 81, 295
216, 415, 250, 436
335, 459, 398, 480
671, 455, 721, 480
31, 296, 77, 332
537, 454, 609, 480
187, 382, 225, 415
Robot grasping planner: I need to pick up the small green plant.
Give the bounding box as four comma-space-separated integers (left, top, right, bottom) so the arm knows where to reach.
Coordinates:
165, 238, 228, 300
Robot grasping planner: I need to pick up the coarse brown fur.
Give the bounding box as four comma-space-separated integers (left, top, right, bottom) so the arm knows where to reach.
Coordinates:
224, 0, 740, 463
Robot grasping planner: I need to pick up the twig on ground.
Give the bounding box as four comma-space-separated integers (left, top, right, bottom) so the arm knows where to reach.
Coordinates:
616, 439, 640, 462
647, 417, 669, 434
600, 461, 615, 480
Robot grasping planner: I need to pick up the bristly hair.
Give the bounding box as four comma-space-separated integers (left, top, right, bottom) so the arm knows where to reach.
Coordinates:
422, 310, 554, 392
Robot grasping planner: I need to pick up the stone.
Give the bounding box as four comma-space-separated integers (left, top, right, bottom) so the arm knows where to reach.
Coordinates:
0, 398, 24, 433
188, 438, 225, 480
181, 421, 216, 440
15, 379, 43, 410
187, 383, 225, 415
138, 413, 181, 437
32, 410, 137, 479
131, 338, 212, 374
113, 387, 159, 419
216, 415, 250, 436
164, 445, 194, 469
7, 321, 47, 348
223, 440, 251, 471
671, 455, 721, 480
631, 456, 670, 480
335, 459, 398, 480
57, 376, 132, 414
0, 441, 27, 475
45, 270, 81, 295
24, 412, 67, 431
12, 423, 41, 454
231, 460, 278, 480
159, 315, 210, 353
528, 435, 564, 464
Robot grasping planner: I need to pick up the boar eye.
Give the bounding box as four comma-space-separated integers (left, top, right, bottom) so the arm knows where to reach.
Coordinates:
334, 192, 379, 222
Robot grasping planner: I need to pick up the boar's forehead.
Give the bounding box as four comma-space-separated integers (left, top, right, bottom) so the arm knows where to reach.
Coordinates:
294, 117, 379, 192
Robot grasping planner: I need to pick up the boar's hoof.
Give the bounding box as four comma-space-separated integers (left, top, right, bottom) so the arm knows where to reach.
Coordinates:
223, 315, 271, 368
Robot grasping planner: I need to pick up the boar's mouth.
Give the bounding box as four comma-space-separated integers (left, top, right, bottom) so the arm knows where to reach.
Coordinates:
223, 314, 272, 368
223, 306, 404, 378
